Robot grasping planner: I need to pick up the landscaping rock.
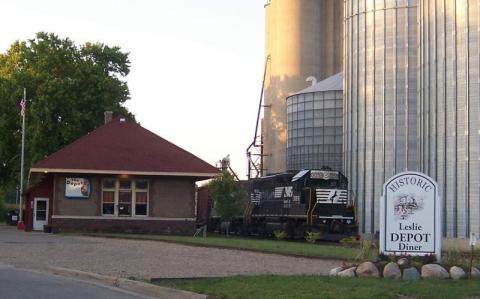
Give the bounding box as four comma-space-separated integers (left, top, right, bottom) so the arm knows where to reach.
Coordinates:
471, 267, 480, 278
402, 267, 421, 281
337, 267, 356, 278
397, 258, 409, 268
383, 262, 401, 279
356, 262, 380, 277
449, 266, 466, 280
329, 267, 343, 277
421, 264, 449, 279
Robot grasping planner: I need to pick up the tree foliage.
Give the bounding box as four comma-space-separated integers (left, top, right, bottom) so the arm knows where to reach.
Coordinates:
0, 32, 134, 195
207, 171, 246, 221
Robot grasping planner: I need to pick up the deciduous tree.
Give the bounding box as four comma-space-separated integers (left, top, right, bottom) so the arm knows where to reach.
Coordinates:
207, 171, 246, 235
0, 32, 134, 196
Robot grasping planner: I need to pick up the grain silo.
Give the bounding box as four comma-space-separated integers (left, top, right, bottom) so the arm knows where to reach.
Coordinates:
344, 0, 419, 234
418, 0, 480, 238
263, 0, 343, 175
286, 73, 343, 172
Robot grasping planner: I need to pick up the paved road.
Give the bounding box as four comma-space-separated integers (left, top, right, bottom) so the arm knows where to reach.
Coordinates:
0, 263, 155, 299
0, 225, 340, 279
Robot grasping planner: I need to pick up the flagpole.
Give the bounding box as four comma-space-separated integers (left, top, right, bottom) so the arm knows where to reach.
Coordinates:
18, 88, 26, 230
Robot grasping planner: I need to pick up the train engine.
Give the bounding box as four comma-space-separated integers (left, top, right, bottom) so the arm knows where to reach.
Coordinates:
242, 168, 357, 239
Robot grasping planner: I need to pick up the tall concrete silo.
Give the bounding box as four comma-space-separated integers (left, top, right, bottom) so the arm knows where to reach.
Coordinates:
419, 0, 480, 238
286, 73, 343, 172
344, 0, 419, 234
263, 0, 343, 175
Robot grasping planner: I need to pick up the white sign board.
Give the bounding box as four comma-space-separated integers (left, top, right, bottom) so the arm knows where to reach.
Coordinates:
65, 178, 91, 198
380, 172, 441, 261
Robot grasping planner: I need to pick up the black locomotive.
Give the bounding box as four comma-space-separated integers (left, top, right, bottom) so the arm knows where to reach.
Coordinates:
209, 168, 357, 239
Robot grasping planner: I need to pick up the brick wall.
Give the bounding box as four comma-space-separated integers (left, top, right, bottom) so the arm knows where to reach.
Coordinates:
53, 174, 196, 218
149, 177, 196, 218
51, 218, 196, 235
54, 174, 100, 216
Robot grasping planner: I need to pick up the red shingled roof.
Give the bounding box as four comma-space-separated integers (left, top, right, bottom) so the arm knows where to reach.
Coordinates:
30, 117, 219, 178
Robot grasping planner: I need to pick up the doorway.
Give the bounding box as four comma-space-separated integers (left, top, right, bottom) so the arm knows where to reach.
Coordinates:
33, 198, 48, 231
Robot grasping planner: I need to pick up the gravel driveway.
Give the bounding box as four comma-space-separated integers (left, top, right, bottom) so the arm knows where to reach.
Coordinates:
0, 225, 340, 279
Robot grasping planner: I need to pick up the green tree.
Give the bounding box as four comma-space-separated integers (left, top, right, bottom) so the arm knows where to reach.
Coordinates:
207, 171, 247, 235
0, 32, 134, 197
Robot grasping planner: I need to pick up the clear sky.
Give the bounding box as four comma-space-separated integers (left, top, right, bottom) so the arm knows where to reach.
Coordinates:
1, 0, 265, 178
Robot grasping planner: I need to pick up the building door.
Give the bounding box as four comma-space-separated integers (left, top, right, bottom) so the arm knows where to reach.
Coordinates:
33, 198, 48, 231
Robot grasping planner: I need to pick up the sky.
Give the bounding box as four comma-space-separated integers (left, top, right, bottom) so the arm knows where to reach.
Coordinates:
0, 0, 265, 179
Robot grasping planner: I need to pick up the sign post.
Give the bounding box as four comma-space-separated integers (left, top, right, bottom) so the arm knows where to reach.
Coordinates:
470, 232, 477, 279
380, 171, 442, 262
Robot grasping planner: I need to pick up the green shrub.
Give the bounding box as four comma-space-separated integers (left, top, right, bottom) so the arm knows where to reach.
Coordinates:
354, 239, 377, 262
273, 230, 288, 241
443, 247, 467, 269
340, 236, 359, 247
305, 231, 321, 244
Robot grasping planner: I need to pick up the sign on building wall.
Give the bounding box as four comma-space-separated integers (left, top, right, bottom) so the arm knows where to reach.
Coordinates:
65, 178, 91, 199
380, 171, 441, 261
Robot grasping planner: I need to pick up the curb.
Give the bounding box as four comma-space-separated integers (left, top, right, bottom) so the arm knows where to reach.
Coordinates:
47, 266, 212, 299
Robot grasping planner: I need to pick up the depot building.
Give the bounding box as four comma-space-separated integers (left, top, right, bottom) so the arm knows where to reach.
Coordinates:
23, 113, 219, 234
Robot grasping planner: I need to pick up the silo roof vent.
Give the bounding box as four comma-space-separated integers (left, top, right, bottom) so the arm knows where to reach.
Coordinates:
293, 72, 343, 95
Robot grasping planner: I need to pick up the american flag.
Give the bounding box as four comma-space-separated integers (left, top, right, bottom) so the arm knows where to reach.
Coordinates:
19, 98, 25, 117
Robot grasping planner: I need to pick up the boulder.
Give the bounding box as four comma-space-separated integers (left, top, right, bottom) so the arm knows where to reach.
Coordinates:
449, 266, 466, 280
356, 262, 380, 277
383, 262, 401, 279
397, 258, 410, 268
402, 267, 421, 281
471, 267, 480, 278
421, 264, 449, 279
329, 267, 344, 277
337, 267, 356, 278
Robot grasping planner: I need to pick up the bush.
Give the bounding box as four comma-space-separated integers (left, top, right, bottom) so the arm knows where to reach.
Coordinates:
305, 231, 321, 244
340, 236, 359, 247
354, 238, 377, 262
443, 247, 468, 269
273, 230, 288, 241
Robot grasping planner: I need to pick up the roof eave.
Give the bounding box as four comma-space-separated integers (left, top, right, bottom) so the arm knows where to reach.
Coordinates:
29, 168, 219, 178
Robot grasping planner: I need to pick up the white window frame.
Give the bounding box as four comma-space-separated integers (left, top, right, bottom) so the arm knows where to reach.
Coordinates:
101, 178, 149, 217
133, 180, 149, 217
118, 179, 133, 217
101, 178, 117, 216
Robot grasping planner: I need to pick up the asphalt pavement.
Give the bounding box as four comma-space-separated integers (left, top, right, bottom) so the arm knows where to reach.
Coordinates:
0, 263, 157, 299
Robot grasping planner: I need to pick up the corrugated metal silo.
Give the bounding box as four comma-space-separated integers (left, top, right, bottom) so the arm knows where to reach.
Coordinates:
419, 0, 480, 238
344, 0, 419, 234
263, 0, 343, 175
286, 73, 343, 172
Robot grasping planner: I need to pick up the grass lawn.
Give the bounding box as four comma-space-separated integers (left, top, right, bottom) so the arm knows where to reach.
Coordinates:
87, 233, 364, 260
154, 275, 480, 299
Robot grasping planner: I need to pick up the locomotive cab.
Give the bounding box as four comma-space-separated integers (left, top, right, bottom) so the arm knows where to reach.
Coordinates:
292, 168, 356, 236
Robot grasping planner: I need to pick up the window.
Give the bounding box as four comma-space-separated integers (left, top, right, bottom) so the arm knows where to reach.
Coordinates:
134, 180, 148, 216
101, 178, 149, 217
118, 180, 132, 216
102, 179, 115, 215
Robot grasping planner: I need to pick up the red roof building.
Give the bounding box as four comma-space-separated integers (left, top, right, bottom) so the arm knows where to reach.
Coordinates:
24, 115, 219, 234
